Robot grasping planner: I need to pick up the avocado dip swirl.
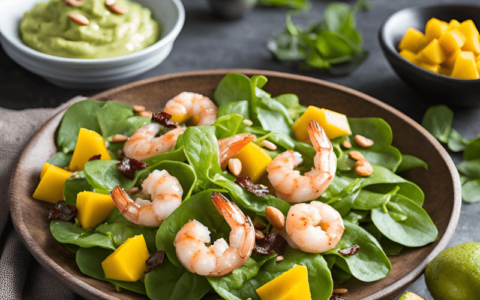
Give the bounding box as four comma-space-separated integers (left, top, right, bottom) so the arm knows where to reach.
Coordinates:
20, 0, 160, 59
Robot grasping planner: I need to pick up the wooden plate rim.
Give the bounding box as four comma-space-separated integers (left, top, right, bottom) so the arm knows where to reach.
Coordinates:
9, 69, 462, 300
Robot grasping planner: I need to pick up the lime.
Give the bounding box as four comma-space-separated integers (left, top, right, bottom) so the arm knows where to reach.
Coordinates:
398, 291, 424, 300
425, 242, 480, 300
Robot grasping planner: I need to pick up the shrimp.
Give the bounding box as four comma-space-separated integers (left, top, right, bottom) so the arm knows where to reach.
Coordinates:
218, 133, 256, 169
174, 192, 255, 276
267, 120, 336, 203
123, 123, 185, 161
163, 92, 218, 126
281, 201, 344, 253
110, 169, 183, 227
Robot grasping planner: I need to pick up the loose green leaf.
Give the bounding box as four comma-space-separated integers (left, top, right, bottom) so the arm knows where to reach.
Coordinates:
50, 220, 115, 250
464, 137, 480, 161
457, 158, 480, 178
257, 0, 309, 9
396, 154, 429, 173
212, 114, 244, 139
213, 73, 252, 107
462, 179, 480, 203
96, 102, 134, 138
448, 129, 470, 152
422, 105, 453, 144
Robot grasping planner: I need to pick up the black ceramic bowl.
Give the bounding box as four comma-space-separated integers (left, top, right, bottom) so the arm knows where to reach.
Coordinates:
379, 4, 480, 106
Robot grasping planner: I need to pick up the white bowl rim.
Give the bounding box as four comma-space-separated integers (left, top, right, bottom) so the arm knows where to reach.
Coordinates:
0, 0, 185, 65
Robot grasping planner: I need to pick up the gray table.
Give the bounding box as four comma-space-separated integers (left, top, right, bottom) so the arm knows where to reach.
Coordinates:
1, 0, 479, 298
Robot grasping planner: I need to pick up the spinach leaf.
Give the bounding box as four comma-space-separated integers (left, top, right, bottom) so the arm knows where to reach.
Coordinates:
331, 264, 351, 283
343, 209, 369, 225
218, 101, 250, 120
142, 147, 186, 166
47, 152, 72, 168
96, 102, 134, 138
421, 105, 453, 144
95, 221, 158, 253
325, 221, 391, 282
145, 258, 211, 300
396, 154, 429, 173
254, 97, 294, 137
380, 239, 404, 256
219, 247, 333, 300
76, 247, 146, 294
115, 116, 152, 137
456, 158, 480, 178
462, 179, 480, 203
50, 220, 115, 250
352, 188, 395, 211
464, 137, 480, 161
213, 114, 244, 139
63, 171, 92, 205
273, 93, 307, 121
348, 118, 392, 151
371, 194, 438, 247
156, 190, 230, 266
336, 145, 402, 172
57, 100, 105, 153
448, 129, 470, 152
257, 0, 309, 9
214, 73, 252, 107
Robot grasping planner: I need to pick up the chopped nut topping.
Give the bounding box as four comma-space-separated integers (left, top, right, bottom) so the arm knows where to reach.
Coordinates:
116, 158, 148, 180
68, 13, 89, 26
108, 3, 127, 14
235, 176, 269, 197
242, 119, 253, 126
137, 111, 153, 118
111, 134, 128, 143
127, 187, 139, 194
152, 112, 178, 129
132, 105, 145, 113
261, 140, 277, 150
254, 232, 287, 255
144, 251, 165, 274
48, 200, 77, 221
348, 151, 365, 161
354, 134, 374, 148
228, 158, 242, 176
332, 288, 348, 294
105, 0, 115, 6
265, 206, 285, 230
65, 0, 84, 7
338, 244, 360, 256
276, 255, 284, 262
355, 159, 373, 177
342, 140, 352, 149
255, 229, 265, 240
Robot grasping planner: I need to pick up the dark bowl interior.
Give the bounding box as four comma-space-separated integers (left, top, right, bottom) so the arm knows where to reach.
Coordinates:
379, 4, 480, 106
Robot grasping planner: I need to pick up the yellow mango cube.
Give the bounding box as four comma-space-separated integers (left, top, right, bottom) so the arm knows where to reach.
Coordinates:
40, 162, 52, 179
443, 49, 461, 68
102, 235, 150, 282
233, 143, 272, 183
417, 39, 446, 64
256, 265, 311, 300
439, 66, 452, 76
399, 49, 417, 63
292, 106, 351, 142
438, 29, 466, 53
451, 51, 479, 79
475, 60, 480, 74
458, 20, 479, 39
447, 19, 461, 31
398, 28, 425, 53
33, 164, 72, 203
170, 113, 190, 124
425, 18, 448, 42
462, 36, 480, 55
76, 191, 117, 229
69, 128, 111, 171
416, 62, 440, 73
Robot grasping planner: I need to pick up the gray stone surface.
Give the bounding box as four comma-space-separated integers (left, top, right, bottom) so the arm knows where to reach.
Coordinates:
1, 0, 480, 298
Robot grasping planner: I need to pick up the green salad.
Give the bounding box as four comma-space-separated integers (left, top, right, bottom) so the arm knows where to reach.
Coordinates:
36, 73, 438, 300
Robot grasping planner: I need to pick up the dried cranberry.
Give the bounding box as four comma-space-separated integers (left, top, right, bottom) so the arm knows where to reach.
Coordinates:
48, 200, 77, 221
338, 244, 360, 256
235, 176, 269, 197
88, 154, 101, 161
144, 250, 166, 274
116, 158, 148, 180
330, 294, 345, 300
254, 232, 287, 255
152, 112, 177, 129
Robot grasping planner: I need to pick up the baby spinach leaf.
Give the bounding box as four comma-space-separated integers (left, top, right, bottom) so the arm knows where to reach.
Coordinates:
257, 0, 309, 9
50, 220, 115, 250
448, 129, 471, 152
396, 154, 429, 173
456, 158, 480, 178
115, 116, 152, 137
371, 194, 438, 247
156, 190, 230, 266
422, 105, 453, 144
76, 247, 146, 294
221, 247, 333, 300
63, 171, 92, 205
464, 137, 480, 161
47, 152, 72, 168
212, 174, 291, 216
95, 222, 158, 253
57, 100, 105, 153
217, 101, 250, 121
213, 114, 244, 139
141, 147, 186, 166
325, 221, 391, 282
331, 264, 352, 283
96, 102, 134, 138
352, 189, 391, 210
462, 179, 480, 203
254, 97, 294, 137
273, 94, 307, 121
380, 239, 404, 256
343, 210, 369, 225
145, 258, 211, 300
337, 145, 402, 172
348, 118, 392, 151
214, 73, 252, 107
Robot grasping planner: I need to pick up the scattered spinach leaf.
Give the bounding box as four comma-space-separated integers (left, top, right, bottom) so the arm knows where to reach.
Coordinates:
421, 105, 453, 144
462, 179, 480, 203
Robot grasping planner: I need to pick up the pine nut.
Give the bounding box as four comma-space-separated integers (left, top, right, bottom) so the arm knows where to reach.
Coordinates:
332, 288, 348, 294
111, 134, 128, 143
342, 140, 352, 149
105, 0, 115, 6
355, 160, 373, 177
132, 105, 145, 113
108, 3, 127, 14
276, 256, 284, 262
354, 134, 374, 148
127, 187, 139, 194
255, 230, 265, 240
137, 111, 153, 118
265, 206, 285, 230
253, 220, 266, 230
68, 13, 89, 26
261, 140, 277, 150
242, 119, 253, 126
348, 151, 365, 161
228, 158, 242, 176
65, 0, 84, 7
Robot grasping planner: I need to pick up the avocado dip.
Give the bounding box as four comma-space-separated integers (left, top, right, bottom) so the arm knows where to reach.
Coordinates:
20, 0, 161, 59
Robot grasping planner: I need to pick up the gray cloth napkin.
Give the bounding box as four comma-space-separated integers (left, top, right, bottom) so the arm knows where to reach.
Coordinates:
0, 98, 85, 300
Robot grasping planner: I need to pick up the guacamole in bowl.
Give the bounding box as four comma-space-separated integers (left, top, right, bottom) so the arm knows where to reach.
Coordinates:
20, 0, 161, 59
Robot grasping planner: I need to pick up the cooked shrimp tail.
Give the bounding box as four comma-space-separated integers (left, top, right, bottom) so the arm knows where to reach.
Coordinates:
163, 92, 218, 126
218, 134, 256, 169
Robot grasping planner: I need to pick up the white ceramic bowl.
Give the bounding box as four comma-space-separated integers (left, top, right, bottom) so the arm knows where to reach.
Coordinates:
0, 0, 185, 89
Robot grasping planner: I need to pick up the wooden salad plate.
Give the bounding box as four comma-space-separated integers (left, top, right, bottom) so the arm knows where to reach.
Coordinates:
9, 69, 461, 300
